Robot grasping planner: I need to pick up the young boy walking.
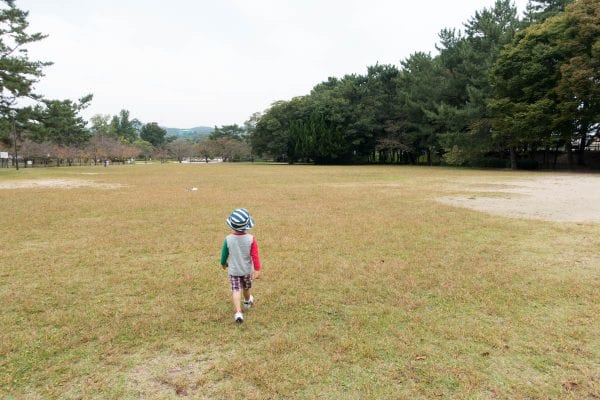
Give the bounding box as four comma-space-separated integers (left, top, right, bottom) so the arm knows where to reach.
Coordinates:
220, 208, 261, 323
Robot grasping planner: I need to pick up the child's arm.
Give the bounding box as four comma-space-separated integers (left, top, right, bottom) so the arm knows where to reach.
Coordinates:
220, 239, 229, 269
250, 237, 261, 278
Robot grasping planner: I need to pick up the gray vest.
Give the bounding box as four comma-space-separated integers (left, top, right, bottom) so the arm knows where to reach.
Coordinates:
226, 233, 254, 276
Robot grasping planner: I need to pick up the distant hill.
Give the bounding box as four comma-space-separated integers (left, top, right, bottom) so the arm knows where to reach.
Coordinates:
165, 126, 214, 140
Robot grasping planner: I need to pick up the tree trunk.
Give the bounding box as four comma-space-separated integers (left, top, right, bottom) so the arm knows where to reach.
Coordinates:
577, 123, 588, 166
509, 146, 518, 170
12, 123, 19, 171
529, 144, 535, 161
566, 145, 574, 170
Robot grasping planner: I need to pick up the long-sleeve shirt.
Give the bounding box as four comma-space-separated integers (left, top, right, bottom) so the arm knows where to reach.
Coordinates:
220, 232, 261, 276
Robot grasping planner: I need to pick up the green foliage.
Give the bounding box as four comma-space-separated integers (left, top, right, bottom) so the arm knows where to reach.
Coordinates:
28, 95, 93, 146
209, 124, 245, 141
0, 117, 11, 145
132, 138, 153, 157
490, 0, 600, 168
4, 0, 591, 170
89, 114, 114, 138
289, 112, 349, 164
248, 0, 598, 170
110, 109, 140, 143
433, 1, 520, 164
554, 0, 600, 147
395, 52, 444, 164
251, 66, 402, 164
140, 122, 167, 147
249, 1, 531, 168
0, 0, 51, 118
524, 0, 575, 24
250, 99, 299, 162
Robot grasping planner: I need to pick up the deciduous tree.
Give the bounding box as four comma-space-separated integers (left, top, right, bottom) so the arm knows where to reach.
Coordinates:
167, 137, 193, 162
490, 0, 599, 168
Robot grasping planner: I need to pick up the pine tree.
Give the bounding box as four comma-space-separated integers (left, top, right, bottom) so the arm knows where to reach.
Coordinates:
0, 0, 51, 118
523, 0, 574, 24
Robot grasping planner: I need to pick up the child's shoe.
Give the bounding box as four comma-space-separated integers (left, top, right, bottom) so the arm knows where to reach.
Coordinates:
234, 312, 244, 323
243, 295, 254, 310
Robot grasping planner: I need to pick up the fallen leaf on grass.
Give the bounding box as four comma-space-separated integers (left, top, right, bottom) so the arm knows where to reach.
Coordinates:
561, 381, 578, 390
175, 386, 188, 396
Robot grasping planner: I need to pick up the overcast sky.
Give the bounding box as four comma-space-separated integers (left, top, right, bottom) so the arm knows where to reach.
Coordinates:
19, 0, 529, 128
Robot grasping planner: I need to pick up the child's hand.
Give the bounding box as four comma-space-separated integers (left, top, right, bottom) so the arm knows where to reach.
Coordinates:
221, 263, 228, 270
254, 270, 261, 280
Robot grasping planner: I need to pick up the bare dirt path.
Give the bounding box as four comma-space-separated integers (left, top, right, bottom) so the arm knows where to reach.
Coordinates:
437, 175, 600, 223
0, 179, 124, 190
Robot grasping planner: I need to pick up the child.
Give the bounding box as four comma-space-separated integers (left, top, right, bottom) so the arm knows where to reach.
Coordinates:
220, 208, 262, 323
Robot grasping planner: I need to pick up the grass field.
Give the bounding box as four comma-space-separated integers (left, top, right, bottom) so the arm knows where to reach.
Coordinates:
1, 163, 598, 399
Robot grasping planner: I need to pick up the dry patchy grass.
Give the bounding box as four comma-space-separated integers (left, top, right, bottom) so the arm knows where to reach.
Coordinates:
0, 164, 598, 399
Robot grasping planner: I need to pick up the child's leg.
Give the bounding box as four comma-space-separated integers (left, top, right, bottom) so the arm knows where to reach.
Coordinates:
232, 290, 242, 313
229, 276, 243, 314
244, 274, 254, 302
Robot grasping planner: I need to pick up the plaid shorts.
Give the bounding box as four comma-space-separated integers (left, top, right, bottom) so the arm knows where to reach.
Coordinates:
229, 274, 253, 292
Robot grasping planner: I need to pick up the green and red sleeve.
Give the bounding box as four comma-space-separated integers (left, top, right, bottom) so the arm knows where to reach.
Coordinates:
251, 237, 261, 271
220, 239, 229, 266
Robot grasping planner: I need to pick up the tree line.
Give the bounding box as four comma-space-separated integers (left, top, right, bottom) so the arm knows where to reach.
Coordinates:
248, 0, 599, 169
1, 98, 253, 168
1, 0, 597, 170
0, 0, 252, 168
